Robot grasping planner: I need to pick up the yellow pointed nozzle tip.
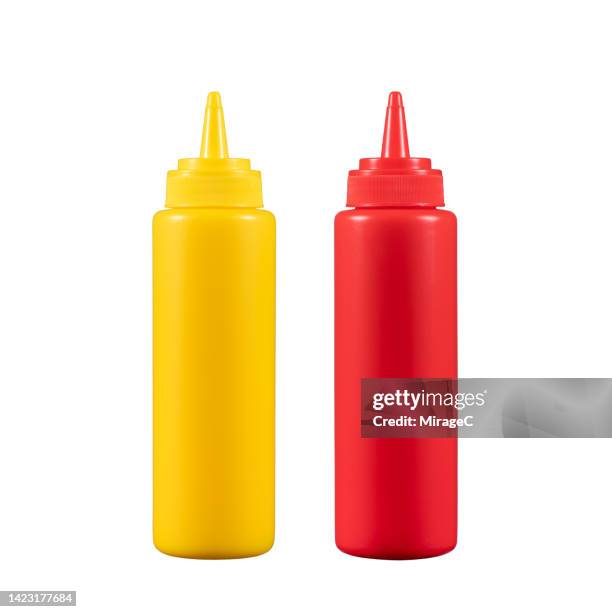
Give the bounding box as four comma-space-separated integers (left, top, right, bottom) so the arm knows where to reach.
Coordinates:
206, 91, 222, 108
200, 91, 228, 158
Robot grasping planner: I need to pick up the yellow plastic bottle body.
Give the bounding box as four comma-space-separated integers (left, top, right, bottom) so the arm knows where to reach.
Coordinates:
153, 206, 275, 559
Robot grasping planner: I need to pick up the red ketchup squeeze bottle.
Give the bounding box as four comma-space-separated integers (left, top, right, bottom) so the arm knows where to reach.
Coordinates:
335, 92, 457, 559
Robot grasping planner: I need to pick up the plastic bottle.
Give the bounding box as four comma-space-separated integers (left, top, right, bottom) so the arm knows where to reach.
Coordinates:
153, 92, 275, 559
335, 92, 457, 559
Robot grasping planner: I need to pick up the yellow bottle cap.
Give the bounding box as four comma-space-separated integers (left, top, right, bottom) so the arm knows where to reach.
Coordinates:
165, 92, 263, 208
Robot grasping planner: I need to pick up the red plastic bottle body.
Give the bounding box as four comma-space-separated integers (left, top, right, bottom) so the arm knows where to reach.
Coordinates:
334, 206, 457, 559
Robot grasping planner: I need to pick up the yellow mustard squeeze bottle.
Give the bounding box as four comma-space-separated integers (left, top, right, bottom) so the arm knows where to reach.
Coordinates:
153, 92, 275, 558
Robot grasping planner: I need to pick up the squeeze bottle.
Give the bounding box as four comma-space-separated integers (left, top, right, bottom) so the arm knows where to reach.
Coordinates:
153, 92, 275, 559
335, 92, 457, 559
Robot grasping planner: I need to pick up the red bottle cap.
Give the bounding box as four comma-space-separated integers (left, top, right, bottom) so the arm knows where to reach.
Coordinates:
347, 92, 444, 207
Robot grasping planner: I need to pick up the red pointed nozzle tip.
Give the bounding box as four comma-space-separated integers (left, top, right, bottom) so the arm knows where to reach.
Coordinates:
381, 91, 410, 158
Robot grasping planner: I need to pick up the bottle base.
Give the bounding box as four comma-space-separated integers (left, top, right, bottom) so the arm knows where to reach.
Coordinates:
153, 538, 274, 560
336, 540, 456, 560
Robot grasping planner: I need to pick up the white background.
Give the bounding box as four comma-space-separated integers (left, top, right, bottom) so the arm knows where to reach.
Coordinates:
1, 1, 611, 610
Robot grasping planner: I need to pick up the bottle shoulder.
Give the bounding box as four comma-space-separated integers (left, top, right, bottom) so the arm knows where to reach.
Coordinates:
335, 206, 455, 225
154, 207, 275, 226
